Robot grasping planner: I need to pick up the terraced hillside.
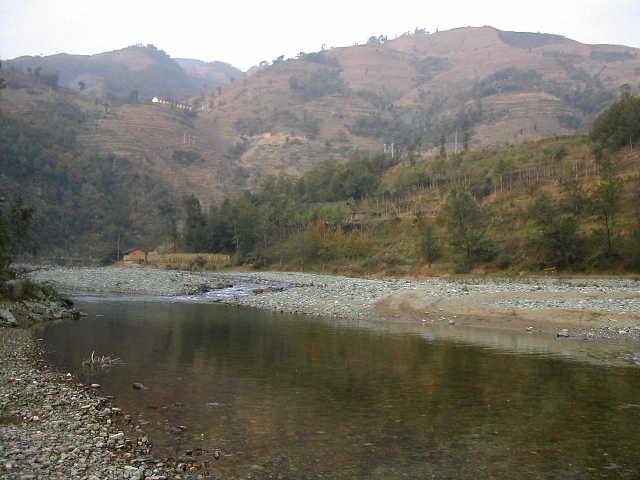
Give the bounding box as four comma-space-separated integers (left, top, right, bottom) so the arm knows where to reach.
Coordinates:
3, 27, 640, 206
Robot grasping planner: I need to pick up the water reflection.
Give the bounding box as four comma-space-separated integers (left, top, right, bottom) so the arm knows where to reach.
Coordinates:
39, 301, 640, 479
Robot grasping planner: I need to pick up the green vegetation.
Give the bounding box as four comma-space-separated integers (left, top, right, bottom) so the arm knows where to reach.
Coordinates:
590, 93, 640, 156
172, 149, 202, 164
418, 220, 441, 267
1, 69, 638, 277
233, 117, 269, 136
0, 198, 33, 279
411, 56, 450, 82
475, 68, 545, 96
0, 112, 174, 262
442, 191, 495, 271
590, 50, 636, 62
498, 30, 567, 49
289, 68, 346, 101
163, 95, 639, 275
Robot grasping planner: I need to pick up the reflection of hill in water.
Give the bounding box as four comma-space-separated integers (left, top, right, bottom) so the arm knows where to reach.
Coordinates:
40, 301, 640, 479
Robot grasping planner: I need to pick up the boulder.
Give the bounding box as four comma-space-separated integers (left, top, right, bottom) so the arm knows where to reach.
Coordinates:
0, 309, 18, 327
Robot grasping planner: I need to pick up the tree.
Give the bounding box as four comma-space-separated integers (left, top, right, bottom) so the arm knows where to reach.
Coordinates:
623, 179, 640, 270
419, 220, 441, 267
229, 195, 261, 258
39, 71, 59, 88
182, 195, 207, 252
591, 93, 640, 157
462, 120, 471, 151
530, 192, 584, 269
157, 199, 178, 252
127, 89, 139, 104
590, 177, 623, 257
560, 180, 587, 216
439, 135, 447, 158
442, 191, 492, 263
0, 197, 33, 276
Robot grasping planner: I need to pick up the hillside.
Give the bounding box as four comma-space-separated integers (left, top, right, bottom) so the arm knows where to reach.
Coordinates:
5, 45, 243, 101
176, 134, 640, 275
175, 58, 244, 92
0, 70, 177, 260
2, 26, 640, 209
35, 26, 636, 205
200, 26, 639, 171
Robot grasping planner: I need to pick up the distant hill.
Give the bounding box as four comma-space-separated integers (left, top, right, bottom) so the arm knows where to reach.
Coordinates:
175, 58, 244, 92
3, 27, 640, 207
5, 45, 243, 102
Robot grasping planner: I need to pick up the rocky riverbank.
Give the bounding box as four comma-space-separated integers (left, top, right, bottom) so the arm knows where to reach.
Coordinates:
0, 327, 222, 479
0, 272, 218, 479
0, 278, 81, 328
26, 266, 640, 342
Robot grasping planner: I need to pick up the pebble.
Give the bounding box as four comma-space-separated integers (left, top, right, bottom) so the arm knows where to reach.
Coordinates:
0, 329, 183, 479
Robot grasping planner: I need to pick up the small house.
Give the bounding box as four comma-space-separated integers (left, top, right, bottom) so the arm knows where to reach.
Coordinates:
122, 248, 146, 264
122, 248, 159, 265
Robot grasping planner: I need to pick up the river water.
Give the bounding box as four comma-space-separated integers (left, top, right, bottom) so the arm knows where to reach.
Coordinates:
38, 298, 640, 479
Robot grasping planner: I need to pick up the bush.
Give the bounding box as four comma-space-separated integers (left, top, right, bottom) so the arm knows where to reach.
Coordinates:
591, 93, 640, 156
172, 149, 202, 164
289, 68, 345, 101
233, 117, 268, 136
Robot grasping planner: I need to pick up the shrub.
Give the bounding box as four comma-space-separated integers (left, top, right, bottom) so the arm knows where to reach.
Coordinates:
289, 68, 345, 101
591, 93, 640, 156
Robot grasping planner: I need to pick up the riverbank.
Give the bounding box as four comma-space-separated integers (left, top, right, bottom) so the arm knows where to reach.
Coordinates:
26, 266, 640, 343
0, 327, 183, 479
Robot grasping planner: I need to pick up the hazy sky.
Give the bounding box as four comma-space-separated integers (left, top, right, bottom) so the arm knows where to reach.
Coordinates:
1, 0, 639, 70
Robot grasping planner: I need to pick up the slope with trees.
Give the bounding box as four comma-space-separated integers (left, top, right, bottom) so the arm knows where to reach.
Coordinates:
161, 94, 640, 275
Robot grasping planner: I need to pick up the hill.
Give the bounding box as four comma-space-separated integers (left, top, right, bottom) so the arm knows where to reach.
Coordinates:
0, 70, 177, 260
175, 58, 244, 92
36, 26, 637, 205
5, 45, 243, 102
1, 29, 639, 269
198, 26, 639, 174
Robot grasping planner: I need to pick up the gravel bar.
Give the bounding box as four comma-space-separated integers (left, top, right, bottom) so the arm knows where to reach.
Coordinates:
27, 266, 640, 321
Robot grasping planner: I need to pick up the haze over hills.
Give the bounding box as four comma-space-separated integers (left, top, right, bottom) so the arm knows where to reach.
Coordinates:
5, 44, 244, 101
2, 26, 640, 207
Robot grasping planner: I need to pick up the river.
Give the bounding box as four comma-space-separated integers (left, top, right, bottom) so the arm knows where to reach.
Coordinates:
37, 297, 640, 479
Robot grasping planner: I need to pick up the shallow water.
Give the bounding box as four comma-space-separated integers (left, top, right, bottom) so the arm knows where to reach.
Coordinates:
39, 300, 640, 479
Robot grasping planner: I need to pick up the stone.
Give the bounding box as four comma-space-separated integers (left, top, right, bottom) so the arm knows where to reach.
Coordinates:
0, 309, 18, 327
132, 382, 149, 391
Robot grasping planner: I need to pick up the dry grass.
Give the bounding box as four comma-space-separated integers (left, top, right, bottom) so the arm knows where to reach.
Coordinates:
82, 351, 124, 369
149, 253, 231, 271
